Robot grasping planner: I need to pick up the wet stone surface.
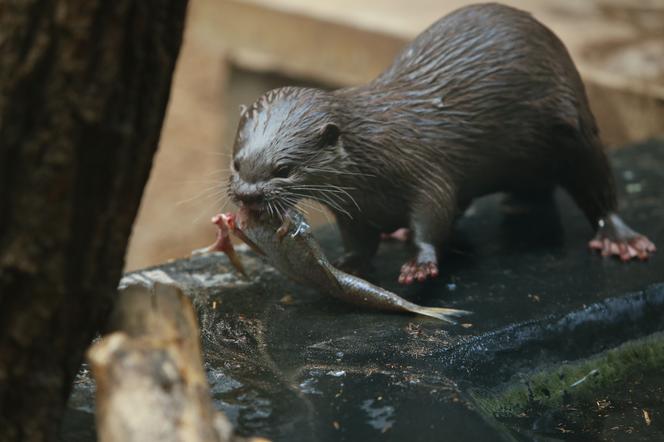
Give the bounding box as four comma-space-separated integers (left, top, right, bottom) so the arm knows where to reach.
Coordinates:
65, 139, 664, 441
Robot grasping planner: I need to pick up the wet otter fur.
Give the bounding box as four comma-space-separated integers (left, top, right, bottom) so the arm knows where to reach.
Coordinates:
228, 3, 656, 284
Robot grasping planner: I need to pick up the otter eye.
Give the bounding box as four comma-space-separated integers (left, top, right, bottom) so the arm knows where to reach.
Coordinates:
233, 159, 240, 173
320, 123, 340, 147
273, 164, 292, 179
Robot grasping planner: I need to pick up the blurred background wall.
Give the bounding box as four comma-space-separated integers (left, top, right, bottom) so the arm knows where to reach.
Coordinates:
124, 0, 664, 271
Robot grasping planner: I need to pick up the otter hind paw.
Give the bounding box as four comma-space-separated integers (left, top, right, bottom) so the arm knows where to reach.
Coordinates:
589, 214, 656, 261
380, 228, 411, 242
399, 260, 439, 285
589, 235, 656, 261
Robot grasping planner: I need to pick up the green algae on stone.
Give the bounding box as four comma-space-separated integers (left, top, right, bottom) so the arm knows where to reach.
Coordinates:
471, 331, 664, 418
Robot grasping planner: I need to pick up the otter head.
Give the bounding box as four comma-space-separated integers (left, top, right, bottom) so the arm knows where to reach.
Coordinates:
229, 87, 347, 215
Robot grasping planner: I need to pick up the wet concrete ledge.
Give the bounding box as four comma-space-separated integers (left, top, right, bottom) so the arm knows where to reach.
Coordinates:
65, 139, 664, 441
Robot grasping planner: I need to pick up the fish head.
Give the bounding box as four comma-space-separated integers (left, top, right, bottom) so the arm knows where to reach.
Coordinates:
234, 207, 311, 258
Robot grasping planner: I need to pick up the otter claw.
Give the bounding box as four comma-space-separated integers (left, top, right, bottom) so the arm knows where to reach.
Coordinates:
589, 214, 656, 262
276, 217, 299, 241
588, 234, 656, 262
399, 260, 439, 284
276, 223, 289, 241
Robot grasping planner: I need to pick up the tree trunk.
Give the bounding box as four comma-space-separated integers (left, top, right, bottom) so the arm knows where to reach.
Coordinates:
0, 1, 188, 440
89, 283, 241, 442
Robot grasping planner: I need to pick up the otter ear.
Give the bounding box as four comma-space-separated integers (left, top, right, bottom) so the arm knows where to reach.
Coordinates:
319, 123, 340, 147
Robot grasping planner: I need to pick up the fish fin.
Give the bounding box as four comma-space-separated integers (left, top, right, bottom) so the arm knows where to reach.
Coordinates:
408, 306, 472, 324
225, 247, 248, 277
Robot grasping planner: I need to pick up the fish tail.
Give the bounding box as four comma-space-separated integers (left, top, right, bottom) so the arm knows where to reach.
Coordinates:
408, 306, 472, 324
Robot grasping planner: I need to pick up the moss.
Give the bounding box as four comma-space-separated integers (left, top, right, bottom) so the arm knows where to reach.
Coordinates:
472, 331, 664, 418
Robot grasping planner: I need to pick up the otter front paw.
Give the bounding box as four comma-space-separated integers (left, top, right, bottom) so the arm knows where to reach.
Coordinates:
205, 213, 247, 276
399, 260, 439, 284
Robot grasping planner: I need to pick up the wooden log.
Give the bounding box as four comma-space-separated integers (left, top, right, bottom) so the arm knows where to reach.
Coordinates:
0, 1, 188, 440
88, 283, 265, 442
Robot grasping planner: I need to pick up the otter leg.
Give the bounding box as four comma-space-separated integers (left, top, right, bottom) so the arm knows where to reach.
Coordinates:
560, 133, 656, 260
399, 195, 455, 285
334, 217, 380, 275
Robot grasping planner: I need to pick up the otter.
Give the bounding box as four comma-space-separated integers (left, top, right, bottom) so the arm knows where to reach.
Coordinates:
227, 3, 656, 284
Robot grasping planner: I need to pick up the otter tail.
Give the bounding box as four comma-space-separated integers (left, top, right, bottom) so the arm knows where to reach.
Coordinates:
407, 305, 472, 324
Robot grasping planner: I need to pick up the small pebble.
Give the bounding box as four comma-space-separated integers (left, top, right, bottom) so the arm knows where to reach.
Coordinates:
279, 294, 295, 305
643, 409, 652, 426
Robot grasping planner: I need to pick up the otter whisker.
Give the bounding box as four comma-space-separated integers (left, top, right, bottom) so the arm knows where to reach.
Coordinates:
300, 200, 334, 224
179, 178, 232, 185
285, 186, 354, 216
280, 196, 310, 217
198, 168, 232, 178
287, 190, 353, 219
175, 185, 228, 207
188, 193, 231, 226
290, 184, 361, 213
280, 191, 334, 224
267, 200, 277, 219
288, 184, 356, 191
286, 186, 355, 206
302, 166, 376, 178
189, 147, 234, 159
311, 189, 351, 208
273, 197, 291, 214
325, 185, 361, 211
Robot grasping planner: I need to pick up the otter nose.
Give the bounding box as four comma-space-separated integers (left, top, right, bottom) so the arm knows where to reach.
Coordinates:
237, 191, 263, 204
233, 185, 265, 209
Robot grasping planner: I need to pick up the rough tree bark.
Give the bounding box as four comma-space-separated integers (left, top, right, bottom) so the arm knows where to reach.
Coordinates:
88, 283, 263, 442
0, 1, 189, 440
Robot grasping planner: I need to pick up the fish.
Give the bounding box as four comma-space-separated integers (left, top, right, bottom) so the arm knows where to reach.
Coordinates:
209, 208, 471, 323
